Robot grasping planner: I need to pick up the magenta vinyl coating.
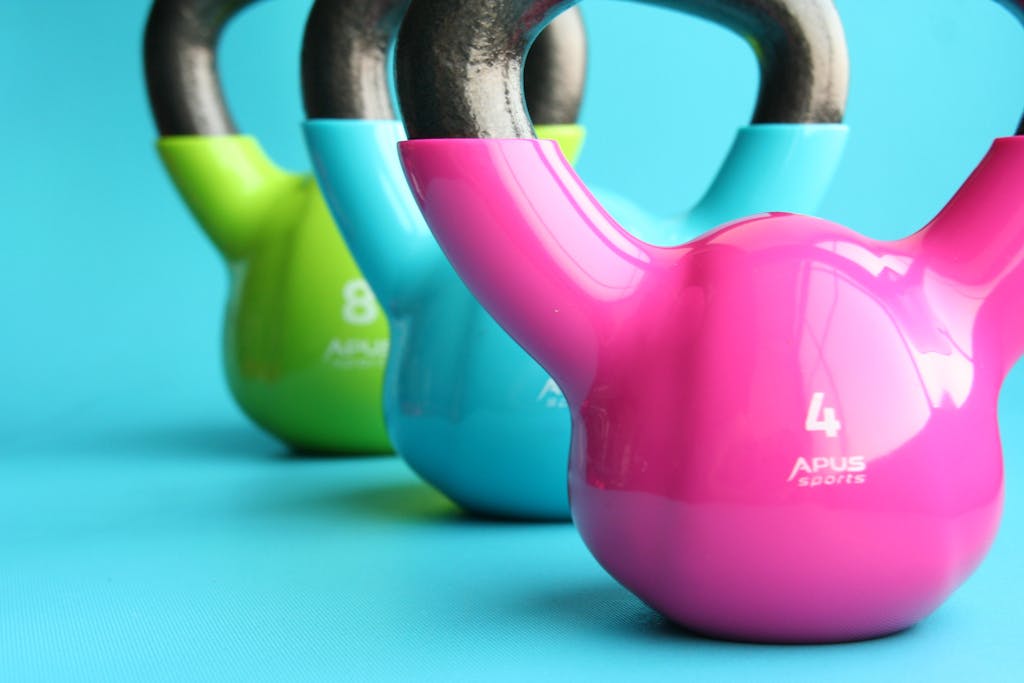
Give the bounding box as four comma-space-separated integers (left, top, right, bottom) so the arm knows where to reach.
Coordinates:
399, 135, 1024, 641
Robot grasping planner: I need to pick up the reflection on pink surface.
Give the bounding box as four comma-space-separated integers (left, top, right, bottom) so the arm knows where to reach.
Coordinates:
400, 136, 1024, 642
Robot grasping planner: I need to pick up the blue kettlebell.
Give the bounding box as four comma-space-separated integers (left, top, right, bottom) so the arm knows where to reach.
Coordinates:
302, 0, 848, 519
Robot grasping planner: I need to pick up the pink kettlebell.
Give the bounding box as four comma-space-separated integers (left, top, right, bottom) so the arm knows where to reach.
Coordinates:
396, 0, 1024, 642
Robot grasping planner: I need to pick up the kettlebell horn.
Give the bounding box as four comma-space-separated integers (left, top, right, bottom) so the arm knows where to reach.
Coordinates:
916, 137, 1024, 374
401, 138, 659, 394
913, 0, 1024, 373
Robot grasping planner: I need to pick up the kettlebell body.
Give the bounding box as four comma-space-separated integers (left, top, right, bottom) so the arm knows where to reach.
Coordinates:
158, 136, 391, 452
399, 135, 1023, 642
146, 0, 391, 453
305, 120, 586, 517
396, 0, 1022, 643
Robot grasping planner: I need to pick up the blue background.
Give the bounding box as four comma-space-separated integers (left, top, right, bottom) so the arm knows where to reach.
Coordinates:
2, 0, 1024, 680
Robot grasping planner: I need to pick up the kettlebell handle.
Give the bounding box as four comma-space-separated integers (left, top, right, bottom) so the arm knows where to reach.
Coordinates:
143, 0, 429, 133
300, 0, 409, 121
997, 0, 1024, 134
145, 0, 259, 136
301, 0, 587, 125
397, 0, 849, 140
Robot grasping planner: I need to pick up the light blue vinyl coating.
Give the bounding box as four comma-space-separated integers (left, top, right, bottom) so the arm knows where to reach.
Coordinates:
622, 123, 851, 244
305, 120, 571, 519
303, 119, 847, 520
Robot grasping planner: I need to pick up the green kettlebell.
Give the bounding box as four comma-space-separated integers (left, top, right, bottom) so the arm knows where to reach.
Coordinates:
144, 0, 391, 453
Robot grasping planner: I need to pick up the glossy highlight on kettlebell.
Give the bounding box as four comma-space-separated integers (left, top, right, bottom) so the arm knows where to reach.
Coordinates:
144, 0, 391, 453
302, 0, 589, 518
397, 0, 1024, 642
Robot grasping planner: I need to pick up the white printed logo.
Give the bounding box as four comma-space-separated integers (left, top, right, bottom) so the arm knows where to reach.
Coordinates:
537, 378, 567, 409
804, 391, 841, 438
787, 455, 866, 487
788, 392, 867, 487
322, 337, 388, 369
341, 279, 380, 326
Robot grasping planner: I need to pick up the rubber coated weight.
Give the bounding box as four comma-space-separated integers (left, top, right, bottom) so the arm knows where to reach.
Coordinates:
397, 0, 1024, 642
397, 0, 848, 140
144, 0, 392, 453
300, 0, 589, 516
301, 0, 589, 517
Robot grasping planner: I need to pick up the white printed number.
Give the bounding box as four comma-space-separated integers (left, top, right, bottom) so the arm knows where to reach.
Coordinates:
805, 392, 841, 438
341, 279, 379, 326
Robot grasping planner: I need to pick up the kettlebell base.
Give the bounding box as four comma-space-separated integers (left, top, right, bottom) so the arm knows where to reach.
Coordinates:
393, 438, 571, 521
285, 443, 395, 458
387, 415, 572, 521
230, 380, 395, 457
400, 457, 572, 522
572, 479, 995, 645
441, 492, 571, 523
649, 608, 921, 645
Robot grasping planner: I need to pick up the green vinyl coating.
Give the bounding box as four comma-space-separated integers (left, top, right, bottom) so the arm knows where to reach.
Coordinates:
157, 135, 391, 453
535, 123, 586, 163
